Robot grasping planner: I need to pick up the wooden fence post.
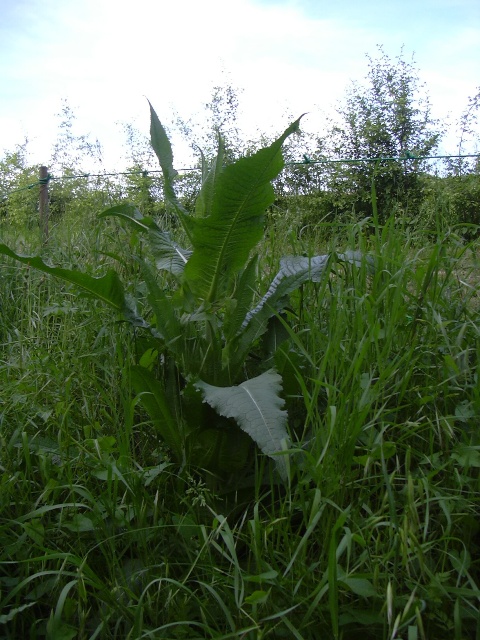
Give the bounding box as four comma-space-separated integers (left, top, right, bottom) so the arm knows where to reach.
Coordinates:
39, 166, 49, 243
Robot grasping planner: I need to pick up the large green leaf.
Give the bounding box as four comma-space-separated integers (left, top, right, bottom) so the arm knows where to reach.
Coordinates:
184, 117, 303, 304
100, 203, 191, 278
136, 261, 185, 355
187, 426, 252, 474
232, 251, 373, 371
148, 228, 192, 278
229, 254, 331, 372
148, 101, 178, 192
242, 254, 331, 332
148, 102, 192, 240
130, 365, 184, 462
98, 203, 145, 228
195, 369, 289, 480
0, 244, 126, 311
223, 254, 259, 342
195, 135, 225, 218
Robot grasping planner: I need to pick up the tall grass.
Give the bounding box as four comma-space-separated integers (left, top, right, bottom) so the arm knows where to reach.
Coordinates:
1, 210, 479, 639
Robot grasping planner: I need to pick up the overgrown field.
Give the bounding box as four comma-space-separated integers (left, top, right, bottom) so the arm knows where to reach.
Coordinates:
1, 118, 479, 639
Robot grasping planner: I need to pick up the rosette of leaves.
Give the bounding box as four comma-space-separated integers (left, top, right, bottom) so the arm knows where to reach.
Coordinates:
0, 104, 367, 482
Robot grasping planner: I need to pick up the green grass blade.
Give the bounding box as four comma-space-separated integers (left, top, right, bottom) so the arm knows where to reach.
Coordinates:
0, 244, 126, 311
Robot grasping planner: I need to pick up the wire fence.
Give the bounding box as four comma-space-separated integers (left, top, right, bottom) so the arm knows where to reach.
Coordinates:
2, 153, 479, 200
1, 151, 479, 243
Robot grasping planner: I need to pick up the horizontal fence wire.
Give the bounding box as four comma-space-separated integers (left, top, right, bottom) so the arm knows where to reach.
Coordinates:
1, 153, 479, 201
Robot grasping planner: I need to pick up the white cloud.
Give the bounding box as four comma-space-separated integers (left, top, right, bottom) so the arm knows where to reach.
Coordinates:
0, 0, 478, 167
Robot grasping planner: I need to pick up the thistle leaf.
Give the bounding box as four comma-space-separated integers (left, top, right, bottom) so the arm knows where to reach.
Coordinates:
232, 254, 331, 371
241, 254, 331, 334
184, 117, 303, 304
188, 426, 252, 474
0, 244, 127, 311
195, 369, 289, 480
100, 203, 192, 278
234, 251, 373, 365
131, 365, 183, 461
223, 254, 259, 341
148, 101, 178, 189
148, 228, 192, 277
148, 101, 193, 240
138, 261, 182, 346
98, 203, 145, 228
195, 135, 225, 218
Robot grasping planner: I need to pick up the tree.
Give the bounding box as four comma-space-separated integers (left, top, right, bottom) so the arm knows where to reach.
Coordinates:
320, 46, 443, 222
119, 122, 167, 219
169, 80, 252, 213
203, 82, 244, 163
451, 85, 480, 176
428, 86, 480, 233
48, 100, 113, 224
174, 80, 245, 165
50, 99, 104, 173
0, 140, 38, 227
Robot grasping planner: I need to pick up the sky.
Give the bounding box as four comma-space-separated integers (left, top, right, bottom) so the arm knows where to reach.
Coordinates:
0, 0, 479, 171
